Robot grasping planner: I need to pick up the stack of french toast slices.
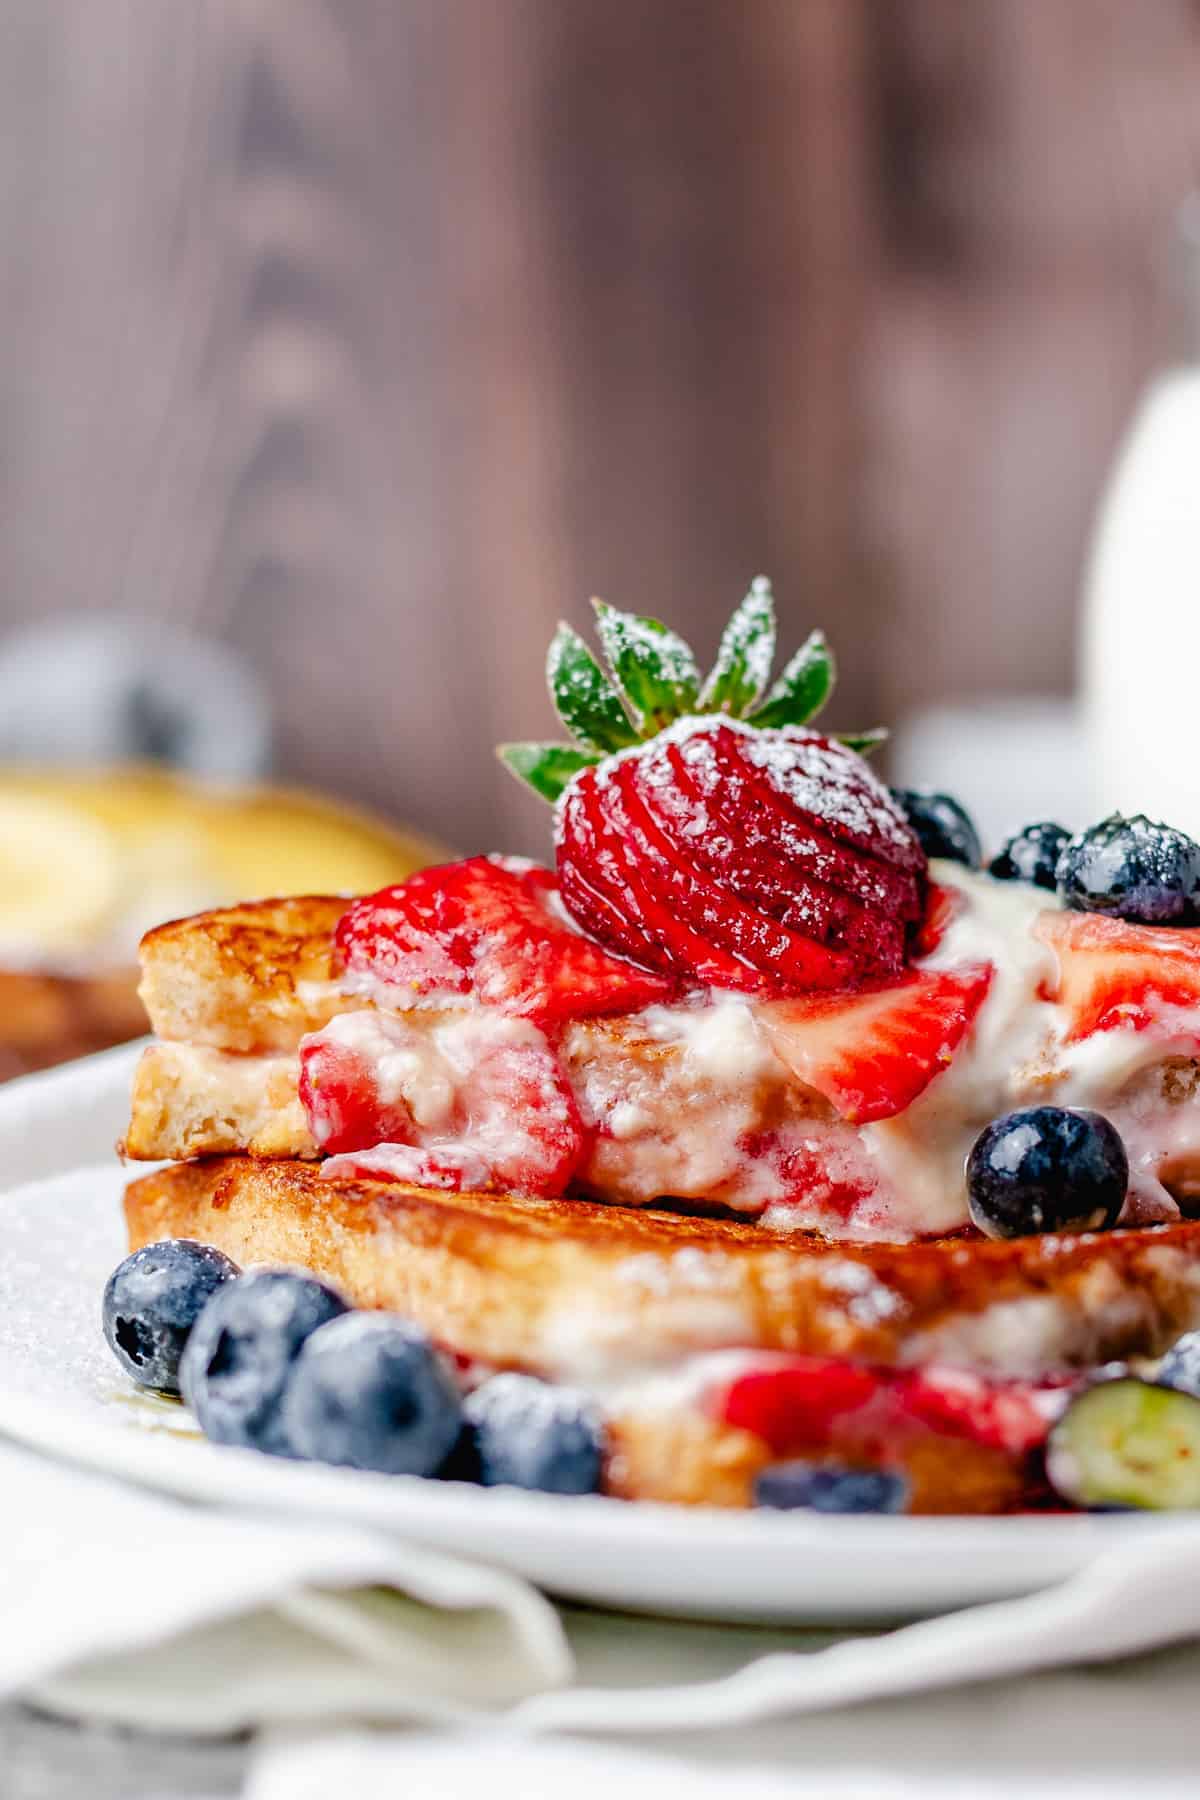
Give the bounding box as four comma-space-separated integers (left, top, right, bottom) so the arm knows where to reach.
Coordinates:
122, 887, 1200, 1515
118, 590, 1200, 1516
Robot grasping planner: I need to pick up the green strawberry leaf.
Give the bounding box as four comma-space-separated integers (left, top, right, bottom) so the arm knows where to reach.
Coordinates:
698, 576, 777, 716
748, 629, 835, 730
497, 741, 599, 803
838, 727, 889, 756
546, 623, 638, 753
592, 600, 700, 733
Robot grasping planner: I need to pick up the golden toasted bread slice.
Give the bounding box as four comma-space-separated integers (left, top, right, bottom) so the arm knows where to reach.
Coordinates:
126, 1157, 1200, 1512
126, 1157, 1200, 1380
123, 1043, 316, 1160
138, 895, 365, 1053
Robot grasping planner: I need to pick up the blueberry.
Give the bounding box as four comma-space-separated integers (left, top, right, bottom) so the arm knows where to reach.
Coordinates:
180, 1271, 348, 1455
754, 1462, 909, 1515
463, 1373, 603, 1495
1056, 813, 1200, 925
281, 1314, 463, 1477
988, 822, 1070, 892
103, 1240, 239, 1394
967, 1106, 1128, 1239
890, 789, 981, 869
1158, 1332, 1200, 1399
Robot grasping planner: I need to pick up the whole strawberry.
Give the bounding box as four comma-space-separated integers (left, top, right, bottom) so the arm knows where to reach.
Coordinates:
501, 580, 926, 996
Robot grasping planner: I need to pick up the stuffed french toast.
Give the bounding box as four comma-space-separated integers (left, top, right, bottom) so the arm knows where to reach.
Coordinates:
109, 584, 1200, 1516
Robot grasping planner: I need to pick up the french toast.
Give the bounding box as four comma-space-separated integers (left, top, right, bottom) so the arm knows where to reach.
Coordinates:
125, 1156, 1200, 1512
125, 1157, 1200, 1380
111, 591, 1200, 1517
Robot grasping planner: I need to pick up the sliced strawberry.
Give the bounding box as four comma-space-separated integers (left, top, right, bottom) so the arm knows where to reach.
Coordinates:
607, 764, 859, 993
1035, 909, 1200, 1042
719, 1358, 881, 1453
674, 723, 925, 918
738, 725, 925, 873
555, 720, 927, 998
912, 882, 963, 958
636, 743, 907, 976
756, 963, 993, 1123
301, 1011, 587, 1196
895, 1366, 1072, 1456
299, 1034, 416, 1154
562, 771, 767, 990
336, 857, 675, 1025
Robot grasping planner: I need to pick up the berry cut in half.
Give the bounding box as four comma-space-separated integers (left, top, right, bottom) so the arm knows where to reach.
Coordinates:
500, 581, 926, 998
1046, 1378, 1200, 1511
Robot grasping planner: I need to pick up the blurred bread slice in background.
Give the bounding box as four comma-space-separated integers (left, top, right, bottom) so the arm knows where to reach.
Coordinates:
0, 767, 443, 1079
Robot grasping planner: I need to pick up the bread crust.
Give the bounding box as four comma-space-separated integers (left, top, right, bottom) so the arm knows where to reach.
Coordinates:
138, 895, 364, 1053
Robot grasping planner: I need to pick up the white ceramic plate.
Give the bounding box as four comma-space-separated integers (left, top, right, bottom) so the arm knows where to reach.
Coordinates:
0, 1149, 1192, 1624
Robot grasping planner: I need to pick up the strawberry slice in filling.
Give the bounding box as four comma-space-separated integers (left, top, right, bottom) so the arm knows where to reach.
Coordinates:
714, 1355, 1072, 1469
301, 1009, 588, 1197
1036, 909, 1200, 1043
755, 963, 993, 1124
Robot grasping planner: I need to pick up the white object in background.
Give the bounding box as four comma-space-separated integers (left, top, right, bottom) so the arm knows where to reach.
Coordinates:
890, 698, 1089, 854
1083, 199, 1200, 835
0, 615, 272, 777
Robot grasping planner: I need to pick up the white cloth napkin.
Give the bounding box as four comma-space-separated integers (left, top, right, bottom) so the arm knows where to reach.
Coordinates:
243, 1728, 1200, 1800
0, 1438, 569, 1733
12, 1456, 1200, 1740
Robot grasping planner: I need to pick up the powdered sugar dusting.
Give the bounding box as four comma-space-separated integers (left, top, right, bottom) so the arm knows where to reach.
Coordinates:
735, 725, 920, 866
466, 1369, 601, 1440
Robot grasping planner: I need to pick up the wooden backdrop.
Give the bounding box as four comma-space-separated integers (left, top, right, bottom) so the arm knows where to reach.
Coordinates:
0, 0, 1198, 857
